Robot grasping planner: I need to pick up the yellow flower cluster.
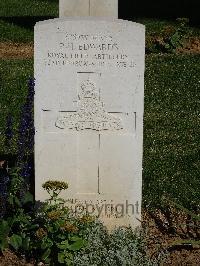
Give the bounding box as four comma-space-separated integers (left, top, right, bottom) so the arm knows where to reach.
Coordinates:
61, 222, 79, 233
47, 210, 61, 220
36, 228, 47, 239
78, 215, 94, 223
42, 180, 68, 191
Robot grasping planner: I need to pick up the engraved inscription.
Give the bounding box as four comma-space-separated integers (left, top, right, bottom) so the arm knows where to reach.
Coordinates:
55, 80, 123, 131
45, 32, 136, 69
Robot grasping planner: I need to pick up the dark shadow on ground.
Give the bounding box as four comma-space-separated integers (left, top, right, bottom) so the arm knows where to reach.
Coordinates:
0, 16, 55, 30
118, 0, 200, 26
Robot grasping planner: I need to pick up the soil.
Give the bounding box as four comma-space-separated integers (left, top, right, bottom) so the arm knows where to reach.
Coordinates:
0, 42, 33, 59
143, 210, 200, 266
0, 250, 34, 266
177, 37, 200, 54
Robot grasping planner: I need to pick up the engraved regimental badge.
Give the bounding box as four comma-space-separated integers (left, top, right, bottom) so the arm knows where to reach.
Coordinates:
55, 80, 123, 131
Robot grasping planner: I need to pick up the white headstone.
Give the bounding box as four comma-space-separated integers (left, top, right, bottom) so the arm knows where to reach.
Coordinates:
59, 0, 118, 18
34, 18, 145, 230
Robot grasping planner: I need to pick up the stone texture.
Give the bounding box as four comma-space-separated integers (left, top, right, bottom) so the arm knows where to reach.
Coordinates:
59, 0, 118, 18
34, 18, 145, 230
59, 0, 89, 17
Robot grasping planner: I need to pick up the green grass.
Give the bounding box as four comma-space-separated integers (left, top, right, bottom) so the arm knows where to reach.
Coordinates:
0, 17, 199, 43
0, 59, 33, 154
0, 1, 57, 43
144, 54, 200, 210
0, 54, 199, 211
0, 0, 58, 17
0, 19, 34, 43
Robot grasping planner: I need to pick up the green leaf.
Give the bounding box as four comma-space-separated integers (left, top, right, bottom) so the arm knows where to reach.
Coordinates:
70, 236, 82, 242
29, 223, 39, 230
58, 252, 65, 264
63, 251, 74, 265
0, 220, 10, 238
57, 240, 69, 250
10, 234, 22, 250
23, 192, 34, 204
41, 238, 53, 249
57, 234, 66, 240
46, 225, 54, 233
14, 196, 21, 207
0, 220, 10, 251
0, 238, 8, 251
68, 239, 85, 251
42, 248, 51, 262
8, 196, 14, 205
22, 237, 30, 250
0, 221, 9, 251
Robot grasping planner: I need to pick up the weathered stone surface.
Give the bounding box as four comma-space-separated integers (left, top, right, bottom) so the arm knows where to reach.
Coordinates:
59, 0, 118, 18
34, 18, 145, 230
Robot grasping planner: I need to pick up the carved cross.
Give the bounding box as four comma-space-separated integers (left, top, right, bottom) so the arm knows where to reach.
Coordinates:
42, 71, 136, 195
52, 72, 136, 194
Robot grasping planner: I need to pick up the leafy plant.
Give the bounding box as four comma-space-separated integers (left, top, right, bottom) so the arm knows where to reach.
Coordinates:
74, 225, 164, 266
0, 160, 9, 218
156, 18, 190, 53
0, 178, 89, 264
34, 180, 87, 265
0, 171, 36, 254
0, 166, 35, 251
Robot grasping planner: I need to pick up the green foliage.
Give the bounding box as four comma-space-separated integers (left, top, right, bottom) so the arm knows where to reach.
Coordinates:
32, 181, 85, 264
151, 18, 191, 53
7, 167, 33, 207
10, 234, 23, 250
0, 220, 10, 250
0, 174, 161, 265
162, 18, 190, 52
0, 176, 89, 264
74, 226, 164, 265
144, 18, 200, 54
0, 167, 36, 254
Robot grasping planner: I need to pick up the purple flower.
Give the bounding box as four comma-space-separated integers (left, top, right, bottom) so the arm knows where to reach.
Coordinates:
0, 162, 9, 218
4, 114, 13, 147
17, 78, 35, 191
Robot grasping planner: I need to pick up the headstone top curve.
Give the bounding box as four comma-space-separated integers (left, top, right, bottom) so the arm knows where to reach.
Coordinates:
35, 17, 145, 31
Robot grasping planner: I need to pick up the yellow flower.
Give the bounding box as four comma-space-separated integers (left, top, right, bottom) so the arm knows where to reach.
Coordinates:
78, 215, 94, 223
47, 210, 61, 220
61, 222, 79, 233
42, 181, 68, 191
36, 228, 47, 239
